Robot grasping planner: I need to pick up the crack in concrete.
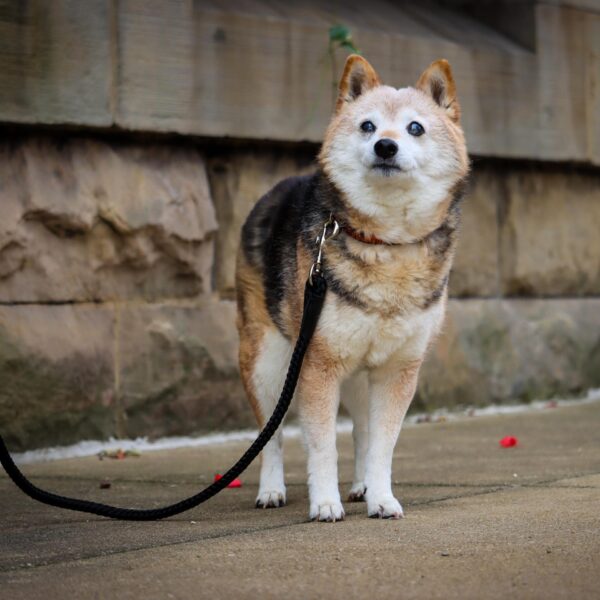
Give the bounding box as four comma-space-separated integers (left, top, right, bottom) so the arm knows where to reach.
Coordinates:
8, 470, 599, 489
0, 519, 308, 575
3, 470, 599, 574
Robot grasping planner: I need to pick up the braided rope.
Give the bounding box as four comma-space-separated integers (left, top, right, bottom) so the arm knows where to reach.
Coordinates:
0, 274, 327, 521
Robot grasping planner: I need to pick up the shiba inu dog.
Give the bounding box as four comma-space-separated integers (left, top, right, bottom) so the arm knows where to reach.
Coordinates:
236, 55, 469, 521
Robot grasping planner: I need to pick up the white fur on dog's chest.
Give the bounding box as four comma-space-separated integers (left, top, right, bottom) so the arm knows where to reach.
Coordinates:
318, 294, 444, 372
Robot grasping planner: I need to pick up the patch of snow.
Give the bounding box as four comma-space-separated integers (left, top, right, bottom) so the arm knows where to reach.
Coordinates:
11, 389, 600, 465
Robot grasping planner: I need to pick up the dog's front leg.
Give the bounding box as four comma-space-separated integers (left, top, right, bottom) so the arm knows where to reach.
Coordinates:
364, 361, 421, 519
297, 358, 344, 522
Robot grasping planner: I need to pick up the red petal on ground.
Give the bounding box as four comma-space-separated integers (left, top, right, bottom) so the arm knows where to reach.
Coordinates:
499, 436, 518, 448
214, 474, 243, 488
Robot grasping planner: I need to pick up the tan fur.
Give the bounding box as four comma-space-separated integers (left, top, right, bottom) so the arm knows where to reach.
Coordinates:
236, 252, 271, 425
370, 360, 422, 432
336, 55, 381, 112
416, 59, 461, 122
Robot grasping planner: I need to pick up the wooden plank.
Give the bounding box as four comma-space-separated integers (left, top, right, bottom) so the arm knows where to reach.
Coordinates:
114, 0, 599, 163
116, 0, 335, 141
0, 0, 113, 126
116, 0, 537, 151
585, 13, 600, 164
0, 0, 598, 164
536, 4, 589, 162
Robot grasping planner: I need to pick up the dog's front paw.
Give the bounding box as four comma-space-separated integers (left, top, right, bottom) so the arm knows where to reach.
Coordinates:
348, 482, 367, 502
367, 494, 404, 519
255, 489, 286, 509
310, 501, 345, 522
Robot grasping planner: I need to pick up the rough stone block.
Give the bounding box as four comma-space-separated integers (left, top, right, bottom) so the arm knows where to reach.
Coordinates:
0, 298, 251, 451
499, 168, 600, 296
417, 298, 600, 410
207, 150, 316, 296
117, 298, 252, 439
449, 166, 500, 297
0, 304, 116, 451
0, 137, 217, 302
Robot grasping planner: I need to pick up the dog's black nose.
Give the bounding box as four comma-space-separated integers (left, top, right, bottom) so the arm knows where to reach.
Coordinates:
374, 138, 398, 159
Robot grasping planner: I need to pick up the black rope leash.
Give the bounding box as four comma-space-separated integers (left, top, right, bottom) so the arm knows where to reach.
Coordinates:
0, 273, 328, 521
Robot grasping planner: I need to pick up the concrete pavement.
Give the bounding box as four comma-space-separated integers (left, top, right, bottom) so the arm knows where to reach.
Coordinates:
1, 400, 599, 599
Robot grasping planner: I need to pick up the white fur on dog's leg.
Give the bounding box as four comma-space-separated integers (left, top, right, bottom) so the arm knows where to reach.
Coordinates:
251, 329, 292, 510
256, 431, 286, 508
298, 363, 343, 523
306, 442, 344, 521
364, 362, 420, 520
341, 374, 369, 503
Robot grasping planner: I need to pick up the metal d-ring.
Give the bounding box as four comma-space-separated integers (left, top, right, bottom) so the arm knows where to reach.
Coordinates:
309, 214, 340, 285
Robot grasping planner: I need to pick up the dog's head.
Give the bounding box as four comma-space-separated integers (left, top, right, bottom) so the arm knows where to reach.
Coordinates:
319, 55, 469, 236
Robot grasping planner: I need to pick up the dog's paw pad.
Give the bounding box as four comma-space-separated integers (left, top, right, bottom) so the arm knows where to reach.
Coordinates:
255, 490, 286, 509
310, 502, 345, 522
348, 483, 367, 502
367, 496, 404, 519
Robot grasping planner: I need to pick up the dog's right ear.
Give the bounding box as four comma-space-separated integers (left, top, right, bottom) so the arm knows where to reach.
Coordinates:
336, 55, 381, 112
416, 59, 460, 122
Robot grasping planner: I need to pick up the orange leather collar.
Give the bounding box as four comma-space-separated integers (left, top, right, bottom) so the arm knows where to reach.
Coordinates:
341, 223, 393, 245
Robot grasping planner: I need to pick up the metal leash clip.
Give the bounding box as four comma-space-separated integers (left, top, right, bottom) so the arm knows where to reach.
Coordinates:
309, 214, 340, 285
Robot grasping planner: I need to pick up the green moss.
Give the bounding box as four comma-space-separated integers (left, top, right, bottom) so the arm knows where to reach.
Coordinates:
0, 328, 115, 451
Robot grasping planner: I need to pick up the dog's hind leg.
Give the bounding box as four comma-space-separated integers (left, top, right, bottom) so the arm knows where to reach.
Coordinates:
240, 326, 293, 508
341, 373, 369, 502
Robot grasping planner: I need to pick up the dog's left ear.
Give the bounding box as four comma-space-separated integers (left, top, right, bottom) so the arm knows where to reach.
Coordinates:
336, 54, 381, 112
416, 59, 460, 122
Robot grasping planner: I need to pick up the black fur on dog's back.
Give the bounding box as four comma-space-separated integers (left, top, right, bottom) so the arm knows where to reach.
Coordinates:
241, 171, 466, 334
241, 173, 326, 330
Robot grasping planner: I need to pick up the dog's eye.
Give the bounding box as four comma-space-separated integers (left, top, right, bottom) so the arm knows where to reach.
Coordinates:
407, 121, 425, 137
360, 120, 376, 133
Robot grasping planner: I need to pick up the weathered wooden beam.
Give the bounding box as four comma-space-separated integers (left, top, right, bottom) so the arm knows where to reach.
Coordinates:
0, 0, 598, 164
0, 0, 113, 127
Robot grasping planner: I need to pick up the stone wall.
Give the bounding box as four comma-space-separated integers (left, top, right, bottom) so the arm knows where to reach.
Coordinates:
0, 135, 246, 450
1, 135, 599, 450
